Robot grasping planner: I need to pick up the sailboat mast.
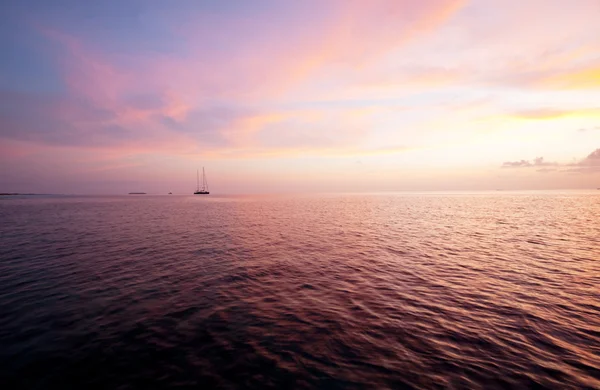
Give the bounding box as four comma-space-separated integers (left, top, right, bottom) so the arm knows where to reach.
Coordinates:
203, 167, 208, 191
196, 169, 200, 191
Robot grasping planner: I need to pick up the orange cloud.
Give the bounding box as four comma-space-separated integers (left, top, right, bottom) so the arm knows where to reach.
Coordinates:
510, 107, 600, 120
201, 144, 413, 160
281, 0, 467, 92
538, 65, 600, 90
225, 113, 290, 147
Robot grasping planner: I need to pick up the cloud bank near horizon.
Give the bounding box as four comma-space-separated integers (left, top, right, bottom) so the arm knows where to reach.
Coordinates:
502, 149, 600, 174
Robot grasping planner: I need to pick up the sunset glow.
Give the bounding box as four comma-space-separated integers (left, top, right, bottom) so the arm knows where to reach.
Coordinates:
1, 0, 599, 193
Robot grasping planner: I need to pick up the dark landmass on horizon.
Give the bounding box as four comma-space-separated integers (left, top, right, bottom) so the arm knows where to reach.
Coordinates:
0, 193, 52, 196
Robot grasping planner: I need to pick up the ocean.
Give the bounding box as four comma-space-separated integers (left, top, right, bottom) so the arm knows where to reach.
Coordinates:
0, 192, 598, 389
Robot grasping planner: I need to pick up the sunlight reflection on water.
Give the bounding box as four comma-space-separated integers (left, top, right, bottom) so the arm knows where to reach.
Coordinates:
0, 192, 598, 389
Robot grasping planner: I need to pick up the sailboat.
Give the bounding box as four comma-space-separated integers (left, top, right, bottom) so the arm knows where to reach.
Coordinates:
194, 167, 210, 195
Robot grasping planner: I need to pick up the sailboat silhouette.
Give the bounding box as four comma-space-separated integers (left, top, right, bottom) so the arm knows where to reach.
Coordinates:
194, 167, 210, 195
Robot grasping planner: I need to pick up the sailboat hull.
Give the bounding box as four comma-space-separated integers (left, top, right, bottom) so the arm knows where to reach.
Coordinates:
194, 191, 210, 195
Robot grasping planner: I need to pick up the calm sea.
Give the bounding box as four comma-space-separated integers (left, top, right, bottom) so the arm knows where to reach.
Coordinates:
0, 192, 598, 389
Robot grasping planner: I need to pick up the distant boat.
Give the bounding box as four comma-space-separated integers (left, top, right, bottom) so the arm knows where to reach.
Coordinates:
168, 192, 172, 194
128, 192, 146, 195
194, 167, 210, 195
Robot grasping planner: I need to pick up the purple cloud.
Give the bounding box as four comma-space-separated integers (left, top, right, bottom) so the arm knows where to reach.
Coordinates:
502, 149, 600, 174
562, 148, 600, 173
501, 156, 557, 168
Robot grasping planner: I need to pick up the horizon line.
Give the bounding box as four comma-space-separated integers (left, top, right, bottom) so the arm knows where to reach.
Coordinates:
2, 188, 599, 197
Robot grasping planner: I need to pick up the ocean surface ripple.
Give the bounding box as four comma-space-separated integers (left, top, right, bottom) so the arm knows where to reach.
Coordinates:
1, 192, 599, 389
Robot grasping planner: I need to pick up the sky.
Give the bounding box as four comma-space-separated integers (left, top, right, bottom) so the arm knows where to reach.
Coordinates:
1, 0, 599, 194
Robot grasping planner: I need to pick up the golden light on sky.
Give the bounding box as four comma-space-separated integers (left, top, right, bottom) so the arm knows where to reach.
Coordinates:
1, 0, 599, 193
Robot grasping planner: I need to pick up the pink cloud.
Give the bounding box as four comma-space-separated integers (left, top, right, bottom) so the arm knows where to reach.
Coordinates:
276, 0, 467, 75
10, 0, 596, 169
136, 0, 468, 103
18, 1, 466, 161
387, 0, 600, 91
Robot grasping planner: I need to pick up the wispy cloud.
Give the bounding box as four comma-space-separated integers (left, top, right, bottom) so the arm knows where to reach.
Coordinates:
536, 168, 557, 173
577, 126, 600, 133
510, 107, 600, 120
510, 109, 572, 120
